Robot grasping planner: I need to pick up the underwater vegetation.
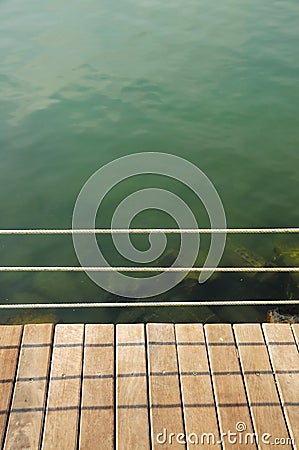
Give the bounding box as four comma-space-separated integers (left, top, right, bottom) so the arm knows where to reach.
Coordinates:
0, 240, 298, 325
116, 240, 299, 324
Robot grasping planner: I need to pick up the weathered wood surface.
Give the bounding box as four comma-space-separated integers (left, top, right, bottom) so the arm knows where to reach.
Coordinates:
42, 324, 84, 450
234, 324, 292, 450
80, 324, 114, 450
0, 326, 22, 448
176, 324, 221, 449
0, 323, 297, 449
4, 324, 53, 450
263, 323, 299, 447
117, 324, 149, 450
205, 324, 256, 450
147, 323, 184, 450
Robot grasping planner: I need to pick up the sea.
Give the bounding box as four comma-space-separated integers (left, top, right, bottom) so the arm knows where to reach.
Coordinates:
0, 0, 298, 323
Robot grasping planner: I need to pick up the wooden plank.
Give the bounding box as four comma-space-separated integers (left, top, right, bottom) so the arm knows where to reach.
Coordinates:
3, 324, 53, 450
263, 324, 299, 447
234, 324, 291, 449
4, 324, 53, 449
147, 323, 184, 450
0, 326, 23, 448
41, 324, 84, 450
204, 324, 256, 450
292, 324, 299, 350
116, 324, 149, 450
175, 324, 221, 449
79, 324, 114, 450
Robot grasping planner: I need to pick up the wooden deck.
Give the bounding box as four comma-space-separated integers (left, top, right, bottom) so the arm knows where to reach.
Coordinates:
0, 323, 298, 449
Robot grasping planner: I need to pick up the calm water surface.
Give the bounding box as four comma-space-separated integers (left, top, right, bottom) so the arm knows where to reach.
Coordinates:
0, 0, 298, 323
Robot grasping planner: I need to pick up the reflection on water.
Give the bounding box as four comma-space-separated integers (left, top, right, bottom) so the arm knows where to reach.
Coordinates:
0, 0, 298, 323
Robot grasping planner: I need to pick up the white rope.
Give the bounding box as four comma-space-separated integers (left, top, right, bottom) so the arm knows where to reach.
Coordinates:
0, 228, 298, 234
0, 266, 298, 272
0, 300, 298, 309
0, 228, 297, 272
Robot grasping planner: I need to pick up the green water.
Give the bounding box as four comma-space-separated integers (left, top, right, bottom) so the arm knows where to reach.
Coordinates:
0, 0, 298, 324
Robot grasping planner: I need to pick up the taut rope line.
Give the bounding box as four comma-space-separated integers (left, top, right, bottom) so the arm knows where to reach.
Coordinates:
0, 266, 297, 272
0, 300, 298, 309
0, 228, 298, 234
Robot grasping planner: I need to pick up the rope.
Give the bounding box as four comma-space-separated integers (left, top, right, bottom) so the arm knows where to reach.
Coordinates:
0, 228, 297, 272
0, 300, 298, 309
0, 228, 298, 234
0, 266, 298, 272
